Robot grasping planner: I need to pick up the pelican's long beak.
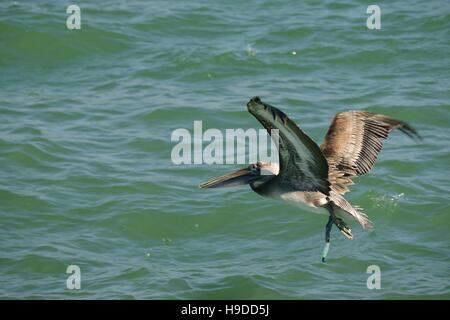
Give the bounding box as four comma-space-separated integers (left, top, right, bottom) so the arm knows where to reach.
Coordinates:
199, 167, 256, 188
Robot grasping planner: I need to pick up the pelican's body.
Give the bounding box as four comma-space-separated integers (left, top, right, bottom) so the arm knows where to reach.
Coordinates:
200, 97, 420, 261
279, 191, 328, 209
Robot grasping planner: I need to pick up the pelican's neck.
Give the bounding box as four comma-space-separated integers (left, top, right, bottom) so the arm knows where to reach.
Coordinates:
250, 175, 277, 197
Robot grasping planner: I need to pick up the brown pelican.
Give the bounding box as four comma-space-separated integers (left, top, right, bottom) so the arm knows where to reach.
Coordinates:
200, 97, 420, 261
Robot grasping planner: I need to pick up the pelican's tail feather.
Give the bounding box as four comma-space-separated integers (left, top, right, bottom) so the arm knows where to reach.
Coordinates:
329, 191, 373, 230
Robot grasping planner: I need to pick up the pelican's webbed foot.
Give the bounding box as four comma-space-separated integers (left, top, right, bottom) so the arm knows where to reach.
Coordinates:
334, 217, 353, 240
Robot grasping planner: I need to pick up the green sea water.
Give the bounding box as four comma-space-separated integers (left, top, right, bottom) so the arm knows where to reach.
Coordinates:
0, 0, 449, 299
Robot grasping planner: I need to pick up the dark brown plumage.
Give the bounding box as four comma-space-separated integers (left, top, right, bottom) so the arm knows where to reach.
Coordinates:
320, 111, 421, 194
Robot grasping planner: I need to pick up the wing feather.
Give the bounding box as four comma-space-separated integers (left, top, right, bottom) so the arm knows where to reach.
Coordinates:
320, 111, 421, 194
247, 97, 330, 194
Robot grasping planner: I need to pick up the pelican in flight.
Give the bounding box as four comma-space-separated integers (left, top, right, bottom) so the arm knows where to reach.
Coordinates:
200, 97, 420, 261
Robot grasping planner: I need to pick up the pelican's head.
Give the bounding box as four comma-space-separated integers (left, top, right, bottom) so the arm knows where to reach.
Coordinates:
199, 161, 279, 189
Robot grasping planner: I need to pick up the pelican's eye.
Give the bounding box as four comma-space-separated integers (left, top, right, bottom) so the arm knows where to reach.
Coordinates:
249, 163, 258, 173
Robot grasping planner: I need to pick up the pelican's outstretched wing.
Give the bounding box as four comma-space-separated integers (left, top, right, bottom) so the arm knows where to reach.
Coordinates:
247, 97, 330, 195
320, 111, 421, 194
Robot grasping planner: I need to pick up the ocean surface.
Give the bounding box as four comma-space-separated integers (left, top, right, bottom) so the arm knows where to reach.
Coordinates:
0, 0, 449, 299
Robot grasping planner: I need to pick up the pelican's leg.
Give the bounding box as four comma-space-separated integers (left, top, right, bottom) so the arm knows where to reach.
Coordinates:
322, 215, 333, 262
325, 203, 353, 239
